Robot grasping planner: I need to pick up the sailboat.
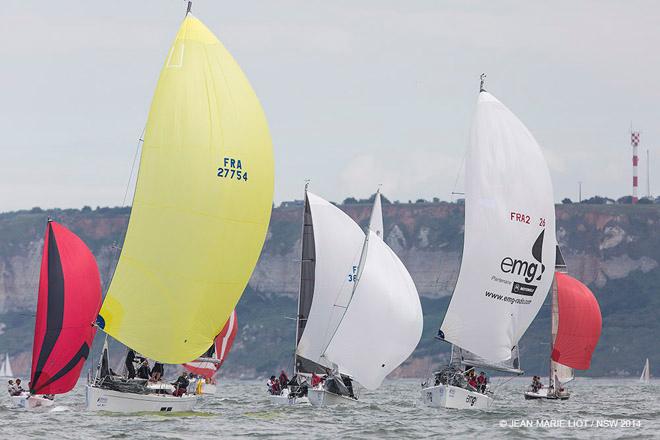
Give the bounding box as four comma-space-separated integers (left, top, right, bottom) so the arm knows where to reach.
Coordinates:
11, 220, 102, 410
524, 247, 602, 400
183, 309, 238, 395
421, 77, 556, 410
86, 2, 274, 413
270, 188, 390, 406
0, 353, 14, 378
287, 189, 421, 407
640, 358, 651, 383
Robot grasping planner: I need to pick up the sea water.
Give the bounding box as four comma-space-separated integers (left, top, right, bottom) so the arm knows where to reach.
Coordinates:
1, 378, 658, 439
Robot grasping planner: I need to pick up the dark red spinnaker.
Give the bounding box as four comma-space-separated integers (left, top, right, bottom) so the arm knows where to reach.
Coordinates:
30, 221, 102, 395
550, 272, 602, 370
184, 310, 238, 378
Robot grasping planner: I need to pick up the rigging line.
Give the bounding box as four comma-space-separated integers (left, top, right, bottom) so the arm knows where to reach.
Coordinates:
450, 152, 466, 201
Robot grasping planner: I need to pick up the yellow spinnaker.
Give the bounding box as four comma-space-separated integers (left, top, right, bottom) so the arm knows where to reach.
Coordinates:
99, 15, 274, 363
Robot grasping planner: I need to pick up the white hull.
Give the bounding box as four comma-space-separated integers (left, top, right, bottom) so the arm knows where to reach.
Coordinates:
10, 393, 55, 410
308, 388, 359, 407
85, 385, 198, 413
421, 384, 493, 410
269, 388, 309, 405
524, 388, 570, 400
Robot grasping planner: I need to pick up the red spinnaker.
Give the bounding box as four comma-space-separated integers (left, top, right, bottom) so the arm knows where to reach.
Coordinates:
551, 272, 602, 370
184, 310, 238, 378
30, 221, 102, 395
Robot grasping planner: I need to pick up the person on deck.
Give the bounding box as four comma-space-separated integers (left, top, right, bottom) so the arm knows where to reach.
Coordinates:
7, 380, 18, 396
311, 373, 322, 388
267, 375, 276, 394
172, 373, 190, 397
467, 375, 478, 391
272, 378, 281, 395
14, 379, 25, 394
342, 375, 355, 399
136, 359, 151, 380
279, 370, 289, 388
477, 372, 487, 393
150, 362, 164, 382
125, 350, 136, 379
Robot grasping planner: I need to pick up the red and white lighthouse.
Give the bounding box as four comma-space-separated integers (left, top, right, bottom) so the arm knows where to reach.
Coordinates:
631, 131, 640, 203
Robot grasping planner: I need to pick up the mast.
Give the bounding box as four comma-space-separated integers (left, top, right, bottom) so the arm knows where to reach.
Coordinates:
293, 181, 310, 375
550, 245, 568, 395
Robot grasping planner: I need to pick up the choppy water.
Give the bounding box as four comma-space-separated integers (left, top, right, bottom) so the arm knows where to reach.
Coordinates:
1, 378, 658, 439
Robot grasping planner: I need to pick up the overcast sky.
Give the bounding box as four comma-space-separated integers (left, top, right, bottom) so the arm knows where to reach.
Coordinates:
1, 0, 659, 211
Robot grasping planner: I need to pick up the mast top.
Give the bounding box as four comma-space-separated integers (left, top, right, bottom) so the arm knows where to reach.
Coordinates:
186, 1, 192, 15
479, 73, 487, 93
304, 179, 310, 191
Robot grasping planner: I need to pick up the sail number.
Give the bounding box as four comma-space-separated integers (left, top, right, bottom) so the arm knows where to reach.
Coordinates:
217, 157, 248, 181
347, 265, 358, 282
510, 211, 546, 227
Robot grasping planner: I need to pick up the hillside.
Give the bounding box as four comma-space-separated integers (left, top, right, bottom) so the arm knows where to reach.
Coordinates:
0, 202, 658, 378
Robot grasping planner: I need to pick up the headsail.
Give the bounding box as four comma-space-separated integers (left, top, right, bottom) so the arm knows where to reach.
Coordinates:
30, 221, 102, 395
456, 346, 522, 375
368, 189, 384, 238
440, 91, 556, 363
296, 192, 365, 369
640, 358, 650, 383
97, 15, 274, 363
551, 273, 602, 370
184, 310, 238, 378
323, 230, 423, 389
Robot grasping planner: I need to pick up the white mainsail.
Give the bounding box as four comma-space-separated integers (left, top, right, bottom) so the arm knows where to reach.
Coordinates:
0, 353, 13, 377
368, 189, 384, 238
323, 230, 423, 390
296, 192, 366, 368
440, 91, 556, 363
640, 358, 650, 383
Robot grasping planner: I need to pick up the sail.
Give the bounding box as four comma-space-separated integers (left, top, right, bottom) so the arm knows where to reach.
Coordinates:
296, 192, 365, 369
551, 273, 602, 370
368, 190, 384, 238
640, 358, 650, 383
294, 194, 328, 374
323, 231, 423, 389
184, 310, 238, 378
0, 354, 9, 376
440, 91, 556, 363
30, 221, 102, 395
97, 15, 274, 363
458, 346, 523, 374
551, 360, 574, 384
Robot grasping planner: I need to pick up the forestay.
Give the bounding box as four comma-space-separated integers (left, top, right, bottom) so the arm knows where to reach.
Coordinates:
440, 91, 556, 363
296, 193, 365, 369
97, 15, 274, 363
323, 231, 423, 390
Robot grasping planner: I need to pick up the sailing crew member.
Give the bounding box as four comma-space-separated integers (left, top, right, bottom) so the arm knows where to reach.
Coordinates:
7, 380, 18, 396
14, 378, 25, 394
477, 372, 487, 393
267, 375, 277, 394
125, 349, 136, 379
150, 362, 164, 382
279, 370, 289, 388
467, 375, 478, 391
342, 375, 355, 399
172, 373, 190, 397
311, 373, 322, 388
136, 359, 151, 380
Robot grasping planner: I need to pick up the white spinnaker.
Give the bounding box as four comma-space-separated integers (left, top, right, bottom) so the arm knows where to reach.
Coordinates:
296, 192, 366, 368
440, 91, 556, 363
368, 190, 384, 238
552, 360, 574, 384
323, 231, 423, 390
